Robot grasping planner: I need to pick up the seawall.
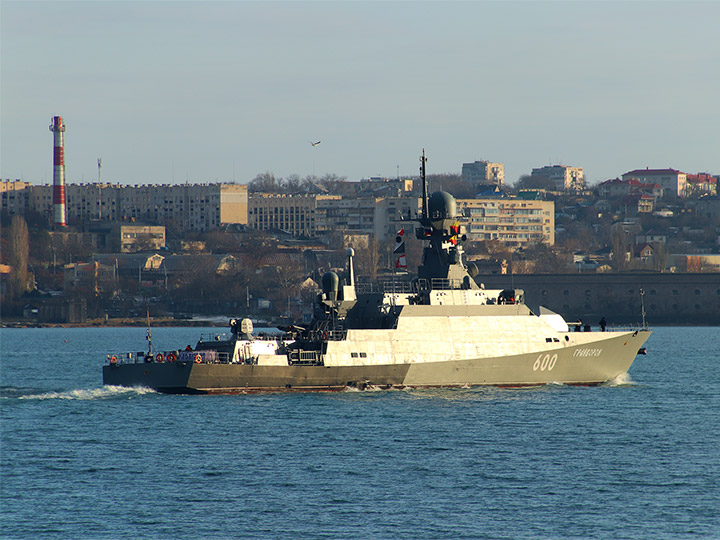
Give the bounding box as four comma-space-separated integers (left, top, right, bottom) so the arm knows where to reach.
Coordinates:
475, 272, 720, 325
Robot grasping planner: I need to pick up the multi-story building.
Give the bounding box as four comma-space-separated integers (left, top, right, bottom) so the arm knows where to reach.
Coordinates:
316, 196, 420, 240
248, 193, 421, 241
621, 168, 687, 198
249, 193, 338, 237
1, 180, 31, 192
1, 182, 248, 232
531, 165, 584, 192
456, 198, 555, 248
461, 161, 505, 186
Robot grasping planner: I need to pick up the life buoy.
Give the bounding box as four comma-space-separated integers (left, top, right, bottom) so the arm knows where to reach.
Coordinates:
166, 352, 177, 363
194, 354, 202, 364
321, 331, 328, 341
155, 353, 164, 363
109, 356, 117, 364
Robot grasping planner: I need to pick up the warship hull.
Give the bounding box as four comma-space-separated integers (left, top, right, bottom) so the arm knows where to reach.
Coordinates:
103, 329, 650, 394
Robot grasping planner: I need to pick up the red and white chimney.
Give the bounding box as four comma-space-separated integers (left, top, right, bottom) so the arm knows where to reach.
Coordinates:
49, 115, 67, 227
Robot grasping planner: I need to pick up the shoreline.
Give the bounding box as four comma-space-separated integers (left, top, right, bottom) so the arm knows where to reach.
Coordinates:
0, 317, 227, 329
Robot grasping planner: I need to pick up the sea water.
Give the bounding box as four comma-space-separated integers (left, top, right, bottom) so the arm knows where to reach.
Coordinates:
1, 326, 718, 540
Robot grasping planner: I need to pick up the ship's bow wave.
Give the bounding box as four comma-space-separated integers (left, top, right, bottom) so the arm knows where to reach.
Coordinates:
1, 385, 156, 401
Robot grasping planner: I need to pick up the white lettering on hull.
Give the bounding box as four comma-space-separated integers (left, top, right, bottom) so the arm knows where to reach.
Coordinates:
573, 348, 603, 358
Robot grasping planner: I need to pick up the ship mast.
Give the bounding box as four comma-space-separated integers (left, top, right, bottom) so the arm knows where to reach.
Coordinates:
420, 149, 428, 220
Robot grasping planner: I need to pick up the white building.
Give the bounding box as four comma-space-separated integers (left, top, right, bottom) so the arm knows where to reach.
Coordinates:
462, 161, 505, 186
531, 165, 584, 192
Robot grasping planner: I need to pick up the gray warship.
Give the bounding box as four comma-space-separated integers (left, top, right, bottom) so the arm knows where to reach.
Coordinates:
103, 152, 651, 393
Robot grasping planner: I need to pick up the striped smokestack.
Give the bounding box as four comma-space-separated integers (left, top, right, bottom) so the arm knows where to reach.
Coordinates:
49, 116, 67, 227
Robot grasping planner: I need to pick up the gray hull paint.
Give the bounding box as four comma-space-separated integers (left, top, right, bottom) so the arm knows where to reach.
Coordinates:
103, 330, 650, 393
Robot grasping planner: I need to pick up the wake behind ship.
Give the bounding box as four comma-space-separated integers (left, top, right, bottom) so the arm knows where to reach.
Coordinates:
104, 152, 650, 394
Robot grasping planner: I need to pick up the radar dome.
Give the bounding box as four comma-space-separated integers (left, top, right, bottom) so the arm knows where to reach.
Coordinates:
428, 191, 457, 220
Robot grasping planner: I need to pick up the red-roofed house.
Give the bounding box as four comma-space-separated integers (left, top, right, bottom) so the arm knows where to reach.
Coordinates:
686, 173, 718, 197
621, 168, 687, 198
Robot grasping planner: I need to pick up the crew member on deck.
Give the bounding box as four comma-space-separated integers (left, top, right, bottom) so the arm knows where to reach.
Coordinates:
599, 317, 607, 332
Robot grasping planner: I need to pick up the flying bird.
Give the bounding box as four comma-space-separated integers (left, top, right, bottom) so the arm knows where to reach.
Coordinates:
309, 140, 321, 147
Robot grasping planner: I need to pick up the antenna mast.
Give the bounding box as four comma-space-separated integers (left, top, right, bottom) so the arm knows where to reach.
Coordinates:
420, 149, 428, 219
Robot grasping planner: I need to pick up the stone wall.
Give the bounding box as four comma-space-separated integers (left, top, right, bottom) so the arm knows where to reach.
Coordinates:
475, 273, 720, 326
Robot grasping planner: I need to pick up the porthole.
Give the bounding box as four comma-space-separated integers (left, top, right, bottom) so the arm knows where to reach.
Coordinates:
585, 290, 591, 296
542, 290, 548, 296
672, 289, 679, 295
695, 289, 701, 295
563, 290, 569, 296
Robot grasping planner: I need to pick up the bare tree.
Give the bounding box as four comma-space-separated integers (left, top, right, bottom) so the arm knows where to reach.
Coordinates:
610, 229, 631, 272
249, 172, 282, 193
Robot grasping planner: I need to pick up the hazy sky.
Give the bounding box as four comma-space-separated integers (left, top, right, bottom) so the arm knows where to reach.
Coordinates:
2, 1, 718, 187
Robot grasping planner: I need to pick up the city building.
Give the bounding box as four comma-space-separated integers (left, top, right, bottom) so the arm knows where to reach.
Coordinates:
531, 165, 584, 192
621, 168, 687, 198
1, 180, 31, 192
456, 198, 555, 247
685, 173, 718, 197
1, 182, 248, 232
461, 161, 505, 186
597, 178, 664, 199
249, 193, 421, 241
249, 193, 336, 237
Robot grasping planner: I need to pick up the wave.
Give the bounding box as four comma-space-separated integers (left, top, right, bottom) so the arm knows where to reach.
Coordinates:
1, 385, 156, 401
602, 372, 636, 387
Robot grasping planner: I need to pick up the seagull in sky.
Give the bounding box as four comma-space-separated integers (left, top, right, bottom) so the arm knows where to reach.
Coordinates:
309, 140, 321, 147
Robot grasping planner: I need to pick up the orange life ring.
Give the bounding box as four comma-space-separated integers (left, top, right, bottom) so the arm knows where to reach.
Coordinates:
194, 353, 202, 364
110, 356, 117, 364
156, 353, 164, 363
166, 352, 177, 363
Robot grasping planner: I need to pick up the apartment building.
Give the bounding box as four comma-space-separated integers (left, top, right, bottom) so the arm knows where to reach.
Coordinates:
249, 193, 338, 237
316, 196, 420, 240
461, 161, 505, 186
531, 165, 584, 192
1, 182, 248, 232
456, 198, 555, 247
248, 193, 421, 241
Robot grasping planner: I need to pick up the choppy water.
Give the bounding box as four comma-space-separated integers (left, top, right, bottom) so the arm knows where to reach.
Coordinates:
1, 326, 719, 539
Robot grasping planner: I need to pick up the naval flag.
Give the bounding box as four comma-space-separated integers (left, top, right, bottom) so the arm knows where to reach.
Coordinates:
394, 228, 407, 269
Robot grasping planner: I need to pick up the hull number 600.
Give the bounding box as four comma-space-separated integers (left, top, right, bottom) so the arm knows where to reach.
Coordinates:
533, 353, 558, 372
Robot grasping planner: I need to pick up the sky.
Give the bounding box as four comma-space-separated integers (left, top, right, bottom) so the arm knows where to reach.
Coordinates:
2, 1, 719, 187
